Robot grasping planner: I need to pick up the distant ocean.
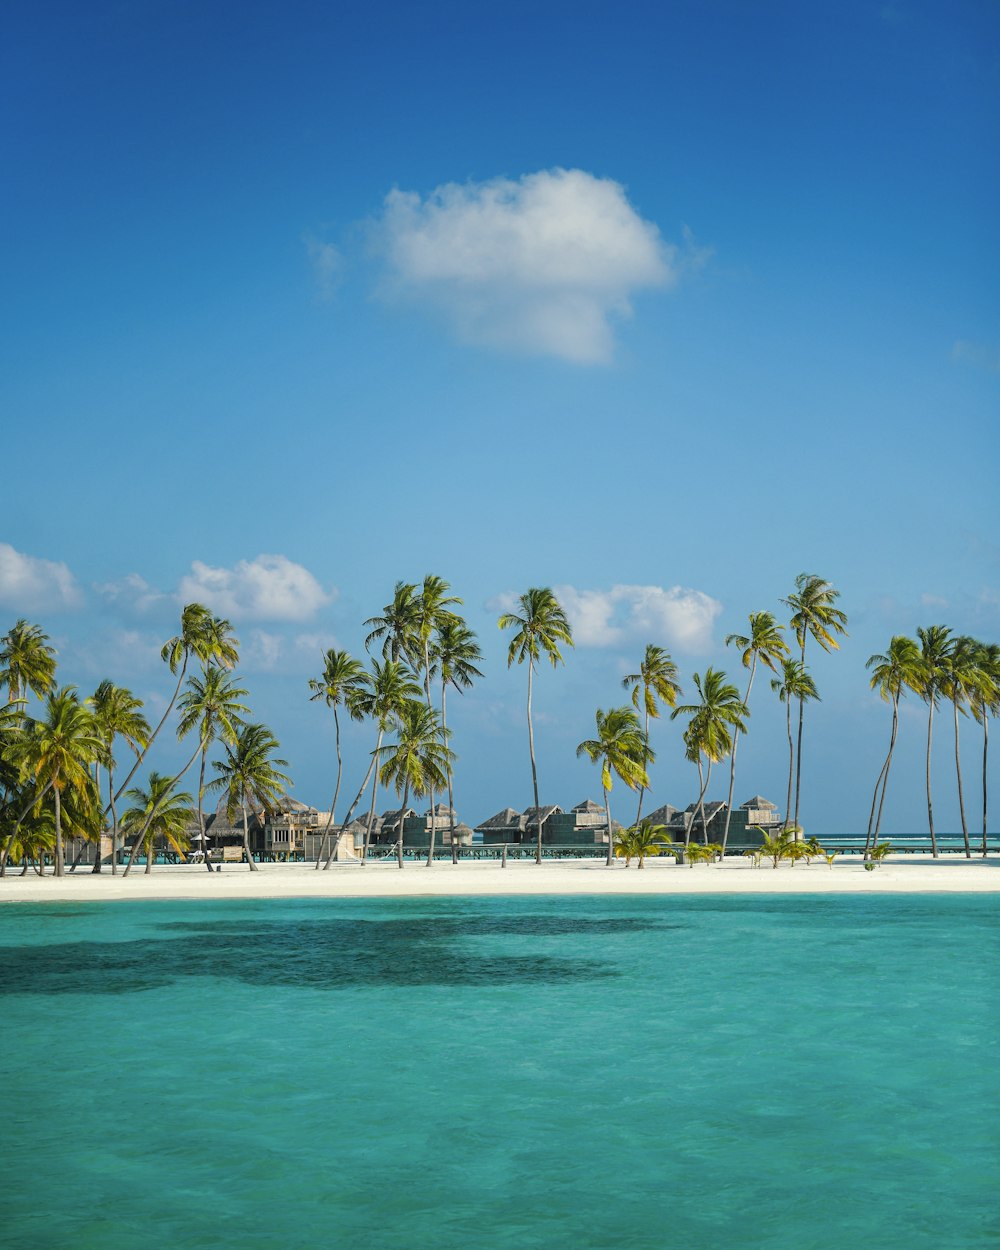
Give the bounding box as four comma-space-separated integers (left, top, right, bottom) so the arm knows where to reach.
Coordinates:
2, 895, 997, 1250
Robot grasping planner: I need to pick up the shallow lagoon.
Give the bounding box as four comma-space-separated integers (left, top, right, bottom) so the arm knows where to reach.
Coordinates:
2, 894, 997, 1250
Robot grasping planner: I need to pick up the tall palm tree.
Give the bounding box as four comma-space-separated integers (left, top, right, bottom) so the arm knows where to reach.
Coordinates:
721, 613, 787, 853
90, 681, 150, 875
434, 618, 483, 849
941, 635, 984, 859
208, 724, 291, 871
120, 773, 194, 874
782, 573, 848, 830
308, 649, 369, 868
0, 619, 57, 709
915, 624, 952, 858
364, 582, 421, 663
332, 659, 423, 868
621, 645, 681, 829
498, 588, 574, 864
112, 605, 239, 805
671, 669, 748, 846
177, 668, 249, 872
13, 686, 102, 876
576, 707, 651, 867
377, 702, 453, 868
864, 636, 922, 857
770, 658, 819, 832
971, 641, 999, 858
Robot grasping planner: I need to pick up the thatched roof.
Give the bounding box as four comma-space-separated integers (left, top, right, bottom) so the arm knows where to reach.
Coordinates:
474, 807, 523, 832
645, 804, 678, 825
572, 798, 603, 814
741, 795, 777, 810
523, 805, 561, 828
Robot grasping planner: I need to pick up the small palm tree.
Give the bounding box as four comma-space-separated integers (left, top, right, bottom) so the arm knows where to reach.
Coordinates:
758, 829, 794, 868
867, 840, 893, 868
722, 613, 788, 853
771, 659, 819, 833
178, 668, 249, 871
308, 649, 369, 868
208, 724, 292, 870
377, 703, 453, 868
863, 636, 922, 859
685, 842, 715, 866
120, 773, 194, 874
576, 707, 651, 867
782, 573, 848, 829
621, 645, 681, 829
90, 681, 150, 875
498, 588, 574, 864
0, 619, 57, 709
623, 821, 674, 868
671, 669, 748, 845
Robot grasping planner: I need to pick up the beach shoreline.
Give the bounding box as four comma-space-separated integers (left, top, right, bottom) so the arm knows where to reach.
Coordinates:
1, 855, 998, 902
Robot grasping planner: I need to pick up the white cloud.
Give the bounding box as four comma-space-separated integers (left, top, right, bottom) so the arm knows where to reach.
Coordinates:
555, 583, 722, 652
178, 555, 332, 622
304, 234, 342, 300
95, 572, 169, 615
374, 168, 676, 363
0, 542, 81, 612
920, 592, 949, 609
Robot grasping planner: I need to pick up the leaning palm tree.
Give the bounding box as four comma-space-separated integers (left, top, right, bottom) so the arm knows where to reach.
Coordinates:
111, 606, 239, 806
721, 613, 788, 853
782, 573, 848, 830
0, 619, 57, 710
12, 686, 102, 876
434, 618, 484, 849
498, 588, 574, 863
671, 669, 748, 846
90, 681, 150, 874
208, 724, 291, 871
915, 624, 952, 858
577, 706, 651, 867
971, 641, 1000, 858
941, 635, 984, 859
770, 658, 819, 834
863, 636, 922, 858
308, 649, 369, 868
119, 773, 194, 874
178, 668, 249, 872
377, 702, 453, 869
621, 645, 681, 829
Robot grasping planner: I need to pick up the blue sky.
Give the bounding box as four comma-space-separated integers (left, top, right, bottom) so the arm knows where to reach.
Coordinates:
2, 0, 997, 833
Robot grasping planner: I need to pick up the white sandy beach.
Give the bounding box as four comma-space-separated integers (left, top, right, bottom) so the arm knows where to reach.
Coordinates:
1, 855, 998, 902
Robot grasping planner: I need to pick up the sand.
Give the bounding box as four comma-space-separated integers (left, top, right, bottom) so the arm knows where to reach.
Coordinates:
1, 855, 998, 902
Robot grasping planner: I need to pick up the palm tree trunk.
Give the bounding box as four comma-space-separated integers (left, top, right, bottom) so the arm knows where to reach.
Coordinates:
109, 656, 188, 810
144, 831, 154, 873
424, 644, 437, 868
360, 729, 384, 866
864, 698, 897, 858
926, 701, 938, 857
634, 701, 650, 830
954, 697, 970, 858
784, 697, 794, 832
604, 784, 614, 867
722, 657, 757, 855
696, 759, 713, 845
123, 737, 203, 876
397, 780, 410, 869
90, 761, 103, 874
109, 765, 118, 875
53, 778, 63, 877
872, 697, 900, 849
240, 798, 258, 870
442, 678, 456, 854
793, 639, 806, 831
316, 706, 344, 869
0, 779, 55, 876
197, 744, 214, 872
527, 661, 542, 864
981, 709, 989, 858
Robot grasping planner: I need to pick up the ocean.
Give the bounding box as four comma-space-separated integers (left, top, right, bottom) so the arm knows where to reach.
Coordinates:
2, 894, 997, 1249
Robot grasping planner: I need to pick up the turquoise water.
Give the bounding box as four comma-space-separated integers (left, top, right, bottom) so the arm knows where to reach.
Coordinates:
2, 895, 997, 1250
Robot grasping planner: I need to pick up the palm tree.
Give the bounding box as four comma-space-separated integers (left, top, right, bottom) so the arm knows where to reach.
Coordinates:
616, 821, 674, 868
377, 702, 453, 868
208, 724, 291, 871
621, 645, 681, 829
941, 635, 984, 859
0, 619, 57, 709
863, 636, 922, 858
915, 624, 952, 858
364, 582, 420, 663
13, 686, 102, 876
757, 828, 794, 868
120, 773, 194, 874
721, 613, 788, 853
111, 605, 239, 805
308, 649, 369, 868
90, 681, 150, 875
577, 707, 651, 867
434, 618, 483, 850
971, 641, 999, 858
782, 573, 848, 830
671, 669, 748, 846
177, 668, 249, 872
770, 659, 819, 834
498, 588, 574, 863
334, 659, 423, 867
